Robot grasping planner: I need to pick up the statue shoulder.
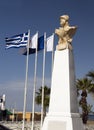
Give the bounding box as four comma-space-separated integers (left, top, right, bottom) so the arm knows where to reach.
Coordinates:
67, 26, 77, 38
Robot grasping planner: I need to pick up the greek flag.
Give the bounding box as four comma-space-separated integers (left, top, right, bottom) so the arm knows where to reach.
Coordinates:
5, 32, 29, 49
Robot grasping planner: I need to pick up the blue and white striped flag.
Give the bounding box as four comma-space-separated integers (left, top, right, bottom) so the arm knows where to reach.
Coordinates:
5, 32, 29, 49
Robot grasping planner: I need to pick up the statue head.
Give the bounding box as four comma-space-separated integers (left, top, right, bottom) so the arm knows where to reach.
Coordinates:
60, 15, 69, 27
60, 15, 69, 21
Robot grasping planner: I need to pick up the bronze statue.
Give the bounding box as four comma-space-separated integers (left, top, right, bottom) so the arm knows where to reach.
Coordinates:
55, 15, 77, 50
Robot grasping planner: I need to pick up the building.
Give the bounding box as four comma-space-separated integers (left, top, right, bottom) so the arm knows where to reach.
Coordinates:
9, 112, 41, 121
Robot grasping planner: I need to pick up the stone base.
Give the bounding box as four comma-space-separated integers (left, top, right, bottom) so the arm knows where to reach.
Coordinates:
42, 113, 83, 130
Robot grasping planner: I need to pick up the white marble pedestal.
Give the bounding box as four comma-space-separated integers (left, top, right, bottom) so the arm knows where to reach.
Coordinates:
42, 49, 83, 130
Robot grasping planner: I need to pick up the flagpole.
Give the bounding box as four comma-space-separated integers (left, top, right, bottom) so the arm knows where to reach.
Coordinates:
31, 32, 38, 130
22, 30, 30, 130
41, 32, 46, 129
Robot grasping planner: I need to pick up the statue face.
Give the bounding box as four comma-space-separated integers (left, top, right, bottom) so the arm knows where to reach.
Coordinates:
60, 18, 66, 26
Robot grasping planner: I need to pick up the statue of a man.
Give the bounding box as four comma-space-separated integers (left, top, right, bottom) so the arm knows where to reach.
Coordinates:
55, 15, 77, 50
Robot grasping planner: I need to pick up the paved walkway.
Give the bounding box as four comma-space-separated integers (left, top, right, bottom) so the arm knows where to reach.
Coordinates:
0, 124, 11, 130
1, 121, 40, 130
1, 121, 94, 130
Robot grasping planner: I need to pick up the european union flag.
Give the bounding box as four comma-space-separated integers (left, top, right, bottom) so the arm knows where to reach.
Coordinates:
38, 35, 44, 51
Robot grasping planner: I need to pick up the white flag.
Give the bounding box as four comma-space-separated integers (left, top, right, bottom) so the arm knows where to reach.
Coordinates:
30, 32, 38, 49
47, 34, 54, 52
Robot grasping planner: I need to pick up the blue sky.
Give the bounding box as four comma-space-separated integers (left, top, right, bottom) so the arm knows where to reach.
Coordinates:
0, 0, 94, 112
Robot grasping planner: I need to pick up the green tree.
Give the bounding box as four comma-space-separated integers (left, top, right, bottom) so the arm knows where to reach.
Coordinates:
87, 70, 94, 81
86, 70, 94, 93
35, 86, 50, 118
76, 77, 93, 124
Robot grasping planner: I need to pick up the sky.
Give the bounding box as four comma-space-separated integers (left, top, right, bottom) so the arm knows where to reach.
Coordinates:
0, 0, 94, 112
